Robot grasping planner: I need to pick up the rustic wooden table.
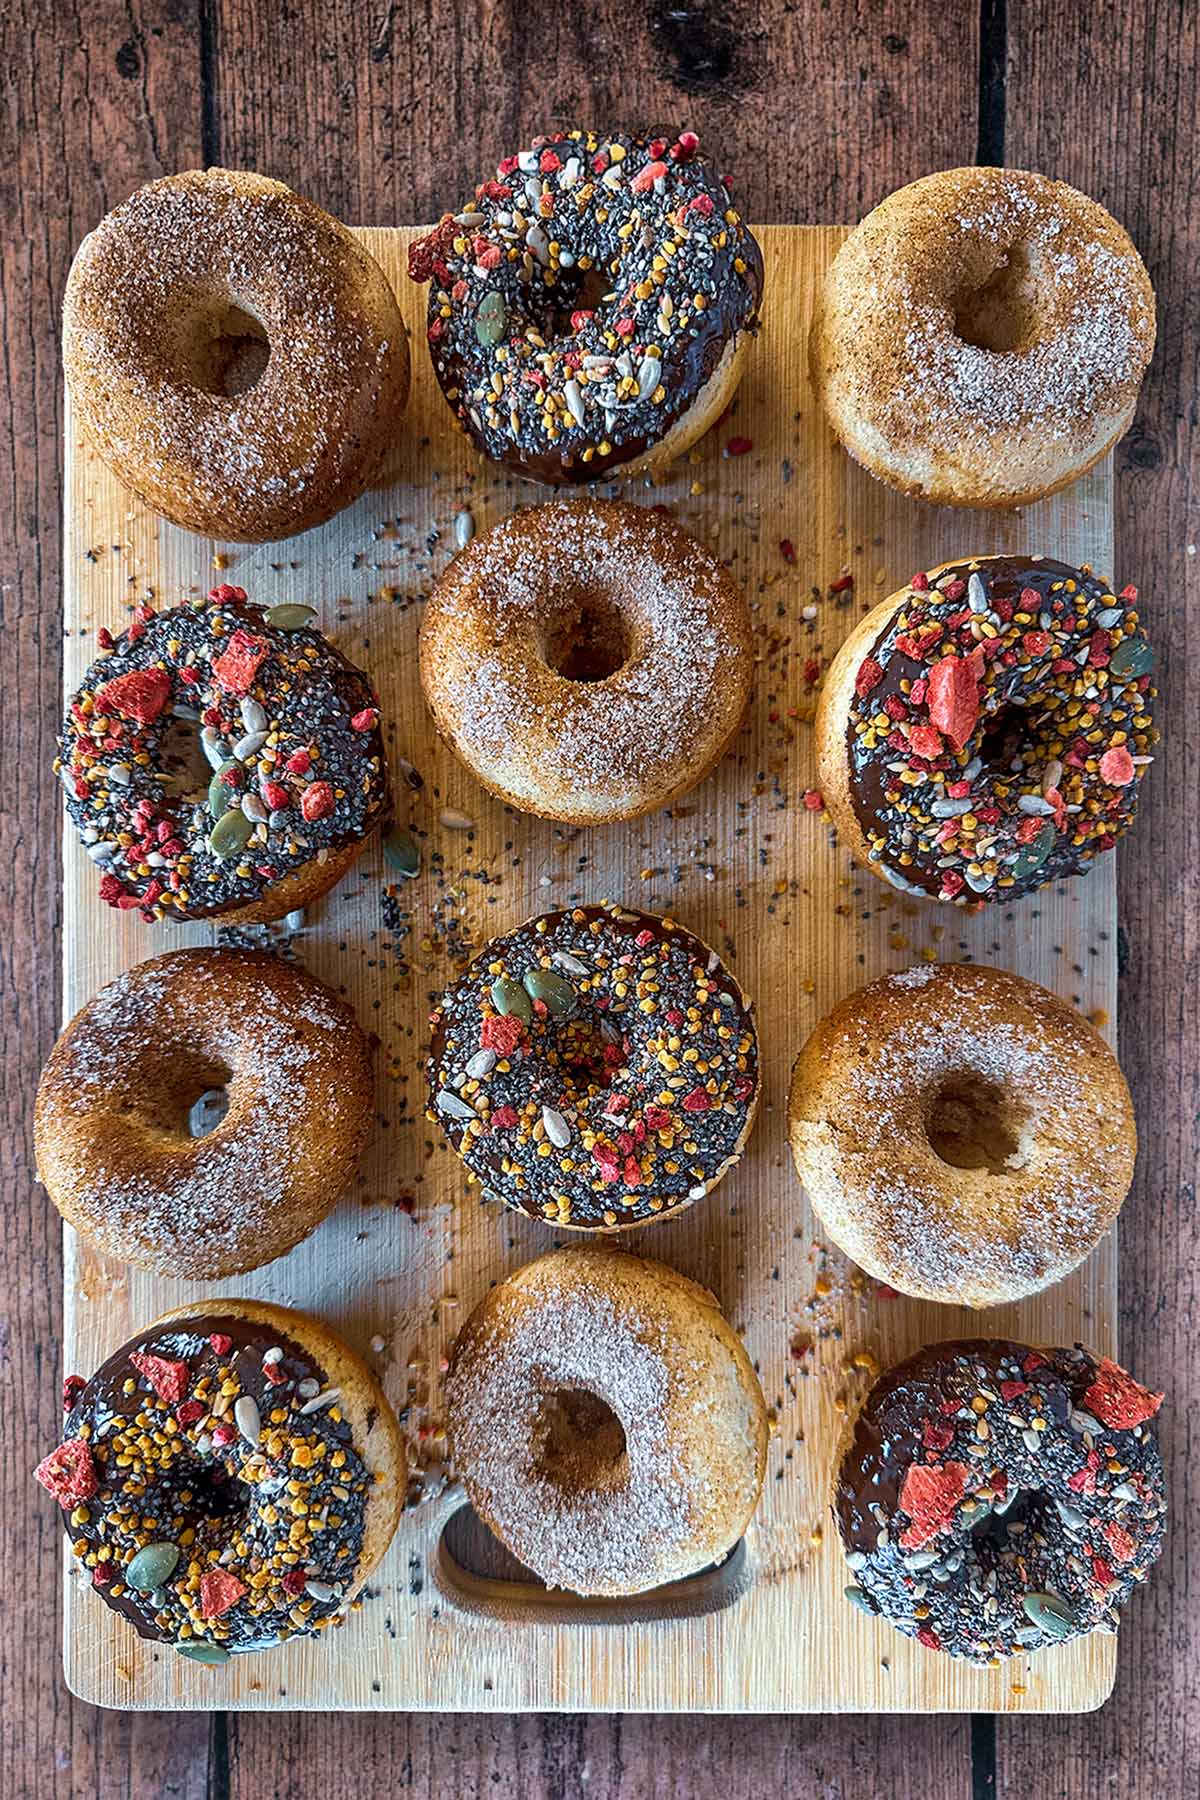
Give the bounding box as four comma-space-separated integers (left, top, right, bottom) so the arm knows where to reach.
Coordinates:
2, 3, 1195, 1795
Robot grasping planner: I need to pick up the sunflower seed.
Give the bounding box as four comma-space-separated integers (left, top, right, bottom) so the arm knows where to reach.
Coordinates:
299, 1388, 341, 1416
234, 1395, 261, 1446
541, 1106, 571, 1148
436, 1090, 476, 1122
465, 1048, 497, 1080
454, 510, 475, 549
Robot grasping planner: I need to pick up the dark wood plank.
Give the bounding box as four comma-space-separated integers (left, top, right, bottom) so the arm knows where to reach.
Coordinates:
996, 2, 1200, 1797
227, 1712, 973, 1800
0, 3, 212, 1797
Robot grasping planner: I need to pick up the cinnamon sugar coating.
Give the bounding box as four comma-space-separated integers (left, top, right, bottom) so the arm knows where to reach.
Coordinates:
445, 1247, 768, 1596
63, 168, 410, 540
788, 964, 1135, 1307
812, 168, 1155, 508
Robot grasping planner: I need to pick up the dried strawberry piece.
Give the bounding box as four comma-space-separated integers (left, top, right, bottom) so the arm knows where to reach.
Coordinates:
921, 1418, 955, 1452
1091, 1555, 1115, 1590
301, 780, 334, 822
208, 584, 247, 604
200, 1569, 248, 1618
915, 1625, 942, 1651
927, 654, 980, 751
631, 158, 669, 194
1066, 1448, 1101, 1495
211, 630, 268, 695
592, 1144, 621, 1183
129, 1351, 189, 1405
211, 1422, 237, 1447
898, 1459, 968, 1549
176, 1400, 205, 1426
281, 1569, 308, 1598
643, 1104, 673, 1131
1102, 1519, 1136, 1564
481, 1013, 525, 1055
62, 1374, 87, 1413
855, 657, 884, 698
490, 1104, 519, 1129
209, 1333, 233, 1356
1022, 629, 1051, 658
407, 214, 457, 282
94, 667, 171, 725
1099, 745, 1135, 787
1022, 1350, 1047, 1373
34, 1438, 97, 1506
1083, 1357, 1163, 1430
681, 1086, 712, 1112
906, 724, 943, 760
999, 1380, 1028, 1402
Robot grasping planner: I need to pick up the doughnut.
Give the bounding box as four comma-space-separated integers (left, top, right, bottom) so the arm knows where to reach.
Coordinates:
57, 584, 389, 925
35, 1300, 405, 1662
35, 949, 374, 1278
408, 129, 762, 483
787, 964, 1135, 1307
445, 1247, 768, 1596
835, 1338, 1166, 1662
63, 168, 410, 541
812, 167, 1155, 507
427, 902, 759, 1231
815, 555, 1157, 904
420, 499, 754, 823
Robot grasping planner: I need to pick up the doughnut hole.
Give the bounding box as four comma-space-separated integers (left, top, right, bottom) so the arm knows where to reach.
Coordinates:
953, 242, 1041, 354
535, 1385, 629, 1493
924, 1072, 1027, 1173
115, 1050, 235, 1143
176, 295, 271, 397
540, 592, 633, 683
158, 708, 212, 802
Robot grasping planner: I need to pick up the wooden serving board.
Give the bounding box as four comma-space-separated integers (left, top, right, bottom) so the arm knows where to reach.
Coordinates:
60, 226, 1121, 1713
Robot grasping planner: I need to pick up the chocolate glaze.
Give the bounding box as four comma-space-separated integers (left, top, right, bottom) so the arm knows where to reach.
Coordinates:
411, 129, 763, 485
842, 556, 1156, 903
835, 1338, 1166, 1662
59, 592, 390, 922
58, 1312, 371, 1655
427, 901, 759, 1228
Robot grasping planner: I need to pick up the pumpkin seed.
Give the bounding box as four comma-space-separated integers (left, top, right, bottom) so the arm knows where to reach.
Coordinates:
209, 807, 254, 860
475, 290, 508, 346
126, 1541, 180, 1592
208, 759, 241, 822
1109, 638, 1153, 679
844, 1586, 876, 1615
490, 976, 532, 1023
1021, 1591, 1077, 1639
383, 828, 421, 878
265, 604, 317, 631
176, 1641, 231, 1665
1012, 820, 1055, 880
522, 968, 576, 1016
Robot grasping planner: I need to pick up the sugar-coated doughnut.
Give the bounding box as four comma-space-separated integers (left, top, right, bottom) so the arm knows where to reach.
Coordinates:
35, 1301, 405, 1662
813, 167, 1155, 507
63, 168, 410, 541
35, 949, 375, 1278
409, 129, 762, 483
835, 1339, 1166, 1662
445, 1247, 768, 1596
427, 902, 759, 1231
58, 585, 389, 925
420, 499, 753, 823
788, 964, 1135, 1307
815, 555, 1157, 904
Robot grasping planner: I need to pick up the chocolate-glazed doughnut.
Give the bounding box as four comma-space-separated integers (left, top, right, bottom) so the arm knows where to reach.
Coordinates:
57, 585, 389, 925
815, 556, 1157, 904
408, 129, 763, 484
834, 1339, 1166, 1663
426, 902, 759, 1231
34, 1302, 406, 1663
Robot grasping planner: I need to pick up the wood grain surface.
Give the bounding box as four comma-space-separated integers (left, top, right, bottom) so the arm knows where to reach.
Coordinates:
1, 1, 1195, 1796
60, 223, 1121, 1718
